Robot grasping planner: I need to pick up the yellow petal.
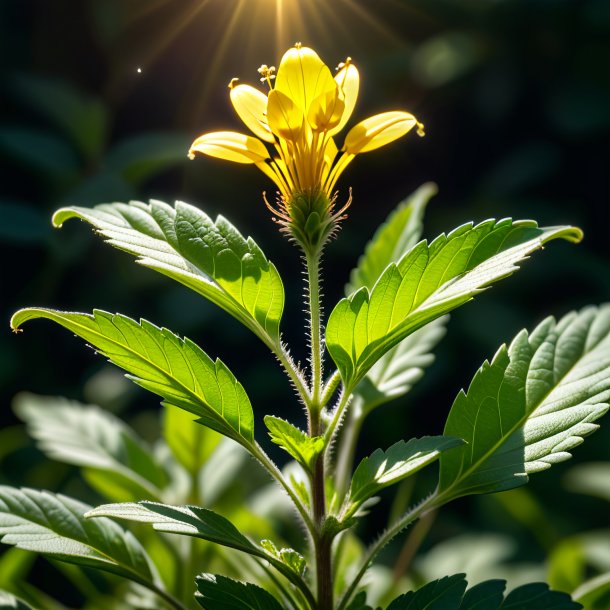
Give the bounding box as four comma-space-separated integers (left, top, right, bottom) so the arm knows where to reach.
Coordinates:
330, 62, 359, 136
343, 111, 419, 154
189, 131, 269, 164
267, 89, 304, 142
274, 45, 337, 114
229, 83, 275, 143
308, 89, 345, 132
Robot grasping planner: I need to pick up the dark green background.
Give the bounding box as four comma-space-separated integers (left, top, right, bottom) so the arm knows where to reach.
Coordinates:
1, 0, 609, 594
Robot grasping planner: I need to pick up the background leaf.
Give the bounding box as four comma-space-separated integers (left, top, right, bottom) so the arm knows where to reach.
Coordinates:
0, 488, 157, 587
14, 393, 167, 502
52, 199, 284, 346
11, 309, 256, 449
438, 304, 610, 501
0, 591, 36, 610
328, 220, 582, 390
195, 574, 283, 610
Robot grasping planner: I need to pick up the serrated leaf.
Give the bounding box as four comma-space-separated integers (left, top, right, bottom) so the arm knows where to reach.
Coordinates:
264, 416, 324, 473
347, 182, 436, 295
13, 393, 166, 502
0, 488, 157, 587
347, 184, 446, 410
260, 539, 307, 577
387, 574, 467, 609
327, 220, 582, 389
386, 575, 582, 609
52, 199, 284, 346
86, 502, 308, 587
438, 304, 610, 501
345, 437, 463, 518
195, 574, 283, 610
0, 591, 36, 610
11, 309, 255, 449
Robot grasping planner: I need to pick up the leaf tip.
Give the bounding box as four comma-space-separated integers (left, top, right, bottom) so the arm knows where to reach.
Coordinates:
51, 207, 78, 228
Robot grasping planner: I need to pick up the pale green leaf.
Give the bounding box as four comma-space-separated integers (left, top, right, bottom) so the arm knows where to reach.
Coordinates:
347, 183, 447, 411
347, 182, 436, 295
260, 539, 306, 577
438, 304, 610, 501
264, 416, 324, 473
163, 407, 222, 475
13, 393, 167, 502
195, 574, 283, 610
0, 488, 157, 587
11, 309, 255, 448
52, 199, 284, 346
346, 437, 463, 518
327, 220, 582, 389
0, 591, 37, 610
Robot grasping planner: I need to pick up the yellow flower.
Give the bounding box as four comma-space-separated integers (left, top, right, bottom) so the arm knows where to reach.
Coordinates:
189, 44, 424, 250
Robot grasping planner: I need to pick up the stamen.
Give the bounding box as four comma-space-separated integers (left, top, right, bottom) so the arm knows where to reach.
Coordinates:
335, 57, 352, 71
416, 122, 426, 137
294, 42, 302, 49
257, 64, 276, 87
228, 77, 239, 89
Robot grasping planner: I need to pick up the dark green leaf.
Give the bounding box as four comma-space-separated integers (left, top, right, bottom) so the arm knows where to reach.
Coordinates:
264, 416, 324, 473
387, 574, 467, 609
11, 310, 255, 448
438, 304, 610, 501
52, 200, 284, 346
0, 488, 157, 587
327, 220, 582, 390
501, 582, 581, 609
195, 574, 283, 610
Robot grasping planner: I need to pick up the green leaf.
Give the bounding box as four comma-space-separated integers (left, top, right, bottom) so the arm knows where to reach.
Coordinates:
260, 539, 306, 577
11, 74, 107, 159
195, 574, 283, 610
11, 309, 255, 449
327, 220, 582, 389
387, 574, 467, 609
347, 182, 436, 295
86, 502, 308, 586
13, 393, 167, 502
438, 304, 610, 502
0, 487, 157, 587
164, 407, 222, 475
0, 591, 37, 610
347, 184, 447, 411
345, 591, 374, 610
386, 575, 582, 609
345, 437, 463, 518
52, 199, 284, 346
264, 416, 324, 473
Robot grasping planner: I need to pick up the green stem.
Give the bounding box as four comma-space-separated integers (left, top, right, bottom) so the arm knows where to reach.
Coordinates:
320, 370, 341, 408
336, 494, 437, 610
275, 342, 312, 405
306, 250, 323, 410
323, 389, 351, 447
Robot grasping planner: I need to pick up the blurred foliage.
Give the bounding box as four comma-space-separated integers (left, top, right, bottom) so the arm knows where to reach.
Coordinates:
1, 0, 608, 606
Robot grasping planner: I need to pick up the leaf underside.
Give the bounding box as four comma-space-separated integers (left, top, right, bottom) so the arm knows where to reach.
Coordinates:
10, 309, 255, 448
347, 183, 447, 411
439, 304, 610, 501
327, 219, 582, 390
0, 487, 156, 586
52, 199, 284, 347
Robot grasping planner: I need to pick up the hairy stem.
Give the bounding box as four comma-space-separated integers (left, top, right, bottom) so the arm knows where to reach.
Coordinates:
333, 397, 364, 496
306, 251, 323, 409
337, 494, 437, 610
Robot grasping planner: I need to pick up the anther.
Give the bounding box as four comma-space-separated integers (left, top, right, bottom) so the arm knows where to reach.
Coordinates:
416, 122, 426, 137
295, 42, 302, 49
228, 77, 239, 89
